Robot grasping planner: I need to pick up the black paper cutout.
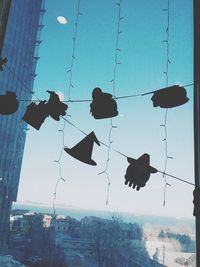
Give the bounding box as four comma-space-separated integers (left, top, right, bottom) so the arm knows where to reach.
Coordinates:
0, 91, 19, 115
22, 101, 49, 130
64, 131, 100, 166
151, 85, 189, 108
90, 87, 118, 119
193, 187, 200, 217
124, 153, 158, 190
0, 57, 7, 71
46, 91, 68, 121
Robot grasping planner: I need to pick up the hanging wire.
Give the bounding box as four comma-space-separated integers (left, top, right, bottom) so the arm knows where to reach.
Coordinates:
161, 0, 172, 206
13, 82, 193, 102
4, 64, 40, 101
156, 170, 194, 186
61, 116, 195, 187
67, 0, 82, 101
141, 83, 193, 96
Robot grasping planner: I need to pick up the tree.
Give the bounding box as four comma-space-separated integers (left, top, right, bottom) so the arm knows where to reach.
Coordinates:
84, 215, 137, 267
158, 230, 165, 239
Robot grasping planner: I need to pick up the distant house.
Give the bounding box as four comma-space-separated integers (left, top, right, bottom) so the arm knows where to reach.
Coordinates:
10, 215, 23, 233
20, 213, 35, 235
43, 214, 52, 228
54, 217, 70, 233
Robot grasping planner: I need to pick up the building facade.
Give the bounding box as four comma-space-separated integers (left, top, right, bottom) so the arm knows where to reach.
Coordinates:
0, 0, 45, 253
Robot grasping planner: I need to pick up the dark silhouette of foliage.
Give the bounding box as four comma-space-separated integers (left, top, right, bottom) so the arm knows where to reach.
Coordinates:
81, 215, 144, 267
158, 230, 195, 253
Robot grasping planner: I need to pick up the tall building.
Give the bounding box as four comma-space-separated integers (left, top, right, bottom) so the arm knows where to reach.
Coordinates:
0, 0, 45, 253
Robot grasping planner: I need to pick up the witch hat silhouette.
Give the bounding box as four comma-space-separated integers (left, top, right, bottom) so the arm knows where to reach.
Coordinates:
151, 85, 189, 108
0, 91, 19, 115
46, 90, 68, 121
64, 131, 100, 166
125, 153, 157, 190
22, 101, 49, 130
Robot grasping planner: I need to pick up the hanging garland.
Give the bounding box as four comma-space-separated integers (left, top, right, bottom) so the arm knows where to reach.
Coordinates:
0, 69, 192, 186
61, 116, 195, 187
0, 0, 195, 215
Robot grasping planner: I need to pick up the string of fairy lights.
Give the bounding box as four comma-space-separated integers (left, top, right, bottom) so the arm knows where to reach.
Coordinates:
98, 119, 112, 206
110, 0, 123, 99
98, 0, 123, 206
0, 0, 195, 216
52, 0, 82, 216
162, 0, 172, 206
67, 0, 81, 101
53, 119, 66, 217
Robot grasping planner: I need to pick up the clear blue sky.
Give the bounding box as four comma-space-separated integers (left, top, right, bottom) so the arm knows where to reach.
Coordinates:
17, 0, 194, 218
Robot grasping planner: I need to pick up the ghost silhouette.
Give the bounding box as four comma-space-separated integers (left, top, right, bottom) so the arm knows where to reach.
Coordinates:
125, 154, 157, 190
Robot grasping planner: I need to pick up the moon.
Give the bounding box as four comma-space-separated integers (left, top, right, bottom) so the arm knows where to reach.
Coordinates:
57, 16, 67, 25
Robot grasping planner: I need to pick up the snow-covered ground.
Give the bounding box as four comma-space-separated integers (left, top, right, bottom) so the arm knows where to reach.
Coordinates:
146, 240, 195, 267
